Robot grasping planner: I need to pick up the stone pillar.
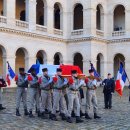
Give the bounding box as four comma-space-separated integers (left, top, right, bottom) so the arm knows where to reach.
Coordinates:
106, 13, 113, 37
26, 0, 36, 31
86, 8, 96, 36
28, 57, 36, 71
83, 59, 91, 75
47, 6, 54, 34
101, 61, 107, 79
4, 0, 15, 27
107, 61, 114, 76
125, 10, 130, 36
83, 9, 88, 36
125, 60, 130, 85
63, 11, 71, 39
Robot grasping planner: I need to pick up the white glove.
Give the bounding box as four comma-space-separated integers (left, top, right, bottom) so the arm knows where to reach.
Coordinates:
63, 78, 68, 85
49, 77, 53, 84
79, 80, 85, 86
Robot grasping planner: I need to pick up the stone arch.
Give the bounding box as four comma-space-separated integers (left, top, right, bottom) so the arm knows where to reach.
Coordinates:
73, 3, 83, 30
54, 2, 63, 30
36, 0, 47, 26
54, 52, 63, 65
73, 52, 83, 72
114, 53, 125, 77
15, 47, 29, 73
96, 4, 104, 30
0, 0, 4, 16
0, 45, 6, 76
113, 5, 125, 31
36, 50, 47, 64
16, 0, 26, 21
96, 53, 104, 77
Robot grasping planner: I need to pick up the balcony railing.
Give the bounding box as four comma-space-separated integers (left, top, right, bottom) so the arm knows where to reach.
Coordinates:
54, 29, 63, 35
96, 29, 104, 37
112, 30, 126, 37
36, 24, 47, 32
16, 20, 28, 28
71, 29, 84, 36
0, 16, 7, 24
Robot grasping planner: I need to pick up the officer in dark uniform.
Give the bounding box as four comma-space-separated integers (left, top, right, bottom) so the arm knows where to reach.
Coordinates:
102, 73, 115, 109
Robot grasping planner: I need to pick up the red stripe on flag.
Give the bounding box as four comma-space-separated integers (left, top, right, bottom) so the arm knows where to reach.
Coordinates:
6, 74, 11, 86
115, 80, 122, 96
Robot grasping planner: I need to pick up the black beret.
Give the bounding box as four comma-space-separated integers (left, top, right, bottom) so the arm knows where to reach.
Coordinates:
108, 73, 111, 75
57, 68, 62, 72
71, 70, 77, 74
42, 68, 48, 72
89, 69, 94, 73
19, 68, 25, 71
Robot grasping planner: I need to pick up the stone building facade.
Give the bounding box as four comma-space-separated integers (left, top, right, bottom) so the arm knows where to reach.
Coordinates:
0, 0, 130, 83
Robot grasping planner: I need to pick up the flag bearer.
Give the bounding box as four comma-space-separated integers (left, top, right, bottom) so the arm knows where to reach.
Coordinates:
85, 69, 101, 119
15, 68, 29, 116
39, 68, 53, 119
50, 68, 67, 121
28, 68, 40, 117
66, 70, 84, 123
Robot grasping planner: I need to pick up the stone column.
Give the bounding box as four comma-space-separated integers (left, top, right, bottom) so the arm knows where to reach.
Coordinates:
86, 8, 96, 36
107, 61, 114, 76
125, 60, 130, 85
26, 0, 36, 31
63, 11, 71, 39
4, 0, 15, 27
28, 57, 36, 71
83, 59, 91, 75
47, 5, 54, 34
83, 9, 88, 36
125, 10, 130, 36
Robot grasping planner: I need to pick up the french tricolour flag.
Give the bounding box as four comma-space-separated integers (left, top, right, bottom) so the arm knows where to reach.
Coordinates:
6, 62, 15, 86
115, 62, 127, 96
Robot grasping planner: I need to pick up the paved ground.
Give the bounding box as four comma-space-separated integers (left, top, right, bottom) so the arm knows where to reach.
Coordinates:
0, 87, 130, 130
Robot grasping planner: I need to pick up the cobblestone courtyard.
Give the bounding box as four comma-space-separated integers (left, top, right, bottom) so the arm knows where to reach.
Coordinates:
0, 87, 130, 130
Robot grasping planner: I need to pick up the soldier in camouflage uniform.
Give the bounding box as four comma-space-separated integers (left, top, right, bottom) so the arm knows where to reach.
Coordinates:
67, 70, 84, 123
28, 68, 40, 117
39, 68, 53, 119
15, 68, 29, 116
50, 68, 67, 121
85, 69, 101, 119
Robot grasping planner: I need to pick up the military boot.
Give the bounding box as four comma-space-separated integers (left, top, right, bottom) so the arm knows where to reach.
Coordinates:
37, 110, 41, 117
60, 113, 67, 120
29, 111, 34, 118
24, 109, 29, 116
41, 112, 46, 119
16, 109, 21, 116
76, 116, 84, 123
94, 113, 101, 119
85, 113, 92, 119
80, 110, 85, 117
0, 104, 6, 110
66, 117, 73, 123
71, 110, 75, 117
50, 114, 58, 121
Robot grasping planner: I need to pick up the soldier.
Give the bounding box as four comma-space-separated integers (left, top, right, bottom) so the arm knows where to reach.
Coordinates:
0, 76, 7, 110
50, 68, 67, 121
102, 73, 115, 109
85, 69, 101, 119
15, 68, 29, 116
66, 70, 84, 123
28, 68, 40, 117
39, 68, 53, 119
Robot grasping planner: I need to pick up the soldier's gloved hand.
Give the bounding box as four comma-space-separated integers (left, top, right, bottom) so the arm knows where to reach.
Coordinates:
63, 78, 68, 85
49, 78, 53, 84
79, 79, 85, 86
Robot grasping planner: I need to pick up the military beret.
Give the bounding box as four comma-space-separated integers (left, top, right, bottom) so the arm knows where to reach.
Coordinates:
19, 68, 25, 71
108, 73, 111, 75
57, 68, 62, 72
42, 68, 48, 72
89, 69, 94, 73
71, 70, 77, 74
